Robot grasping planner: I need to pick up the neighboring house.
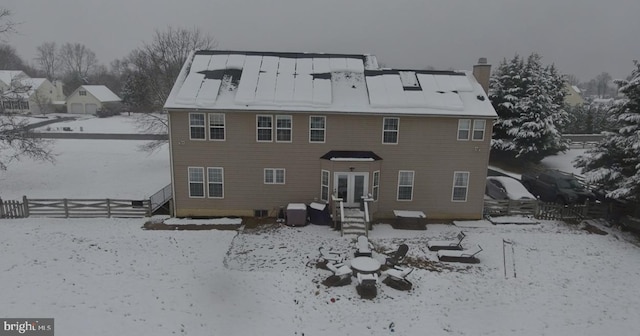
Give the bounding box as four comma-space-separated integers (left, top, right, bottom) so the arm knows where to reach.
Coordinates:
0, 70, 65, 114
164, 50, 497, 220
565, 82, 585, 106
66, 85, 122, 114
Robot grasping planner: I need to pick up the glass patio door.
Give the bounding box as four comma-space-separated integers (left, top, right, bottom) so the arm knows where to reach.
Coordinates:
334, 172, 369, 207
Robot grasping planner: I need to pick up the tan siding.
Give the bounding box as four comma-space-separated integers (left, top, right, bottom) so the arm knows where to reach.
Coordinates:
169, 110, 493, 219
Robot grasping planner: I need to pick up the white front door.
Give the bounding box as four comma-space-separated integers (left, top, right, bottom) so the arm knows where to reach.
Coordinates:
334, 172, 369, 207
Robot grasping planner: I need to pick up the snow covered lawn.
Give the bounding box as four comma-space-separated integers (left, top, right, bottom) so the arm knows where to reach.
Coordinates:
2, 218, 639, 335
0, 139, 169, 200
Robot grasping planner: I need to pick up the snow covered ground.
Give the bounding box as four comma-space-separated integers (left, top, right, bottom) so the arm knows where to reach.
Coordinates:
0, 115, 169, 200
2, 116, 639, 335
1, 218, 639, 335
31, 114, 166, 134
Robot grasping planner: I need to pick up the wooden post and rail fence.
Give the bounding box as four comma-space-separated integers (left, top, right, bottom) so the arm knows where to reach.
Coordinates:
1, 196, 151, 219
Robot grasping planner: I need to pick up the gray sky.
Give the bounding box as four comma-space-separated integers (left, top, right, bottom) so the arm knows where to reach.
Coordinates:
4, 0, 640, 82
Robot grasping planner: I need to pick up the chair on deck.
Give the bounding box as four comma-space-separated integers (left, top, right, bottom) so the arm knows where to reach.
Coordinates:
382, 266, 414, 291
437, 244, 483, 264
427, 231, 466, 251
385, 244, 409, 267
354, 235, 373, 257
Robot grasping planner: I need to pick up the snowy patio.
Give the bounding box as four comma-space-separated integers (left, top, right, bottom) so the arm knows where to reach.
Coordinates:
1, 217, 639, 335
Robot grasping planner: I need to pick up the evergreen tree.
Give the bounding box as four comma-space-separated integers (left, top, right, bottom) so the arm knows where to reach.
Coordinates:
574, 61, 640, 202
489, 53, 569, 163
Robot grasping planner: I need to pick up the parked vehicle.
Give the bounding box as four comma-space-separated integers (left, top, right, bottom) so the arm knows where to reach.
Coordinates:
486, 176, 536, 201
521, 170, 596, 204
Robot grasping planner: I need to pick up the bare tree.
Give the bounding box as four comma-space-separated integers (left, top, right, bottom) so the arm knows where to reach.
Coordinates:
0, 44, 26, 70
35, 42, 60, 80
0, 8, 55, 170
124, 26, 217, 112
58, 42, 98, 80
32, 90, 54, 115
121, 26, 216, 152
0, 8, 17, 39
135, 113, 168, 152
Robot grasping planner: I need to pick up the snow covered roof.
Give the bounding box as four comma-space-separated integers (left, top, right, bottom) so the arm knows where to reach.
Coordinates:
80, 85, 121, 102
164, 50, 497, 118
0, 70, 28, 86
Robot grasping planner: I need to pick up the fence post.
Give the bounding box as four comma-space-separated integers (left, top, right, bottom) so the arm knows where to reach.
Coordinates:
106, 199, 111, 218
64, 198, 69, 218
22, 196, 29, 217
0, 198, 4, 218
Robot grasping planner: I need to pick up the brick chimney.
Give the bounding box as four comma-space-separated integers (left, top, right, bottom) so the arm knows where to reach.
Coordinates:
473, 57, 491, 95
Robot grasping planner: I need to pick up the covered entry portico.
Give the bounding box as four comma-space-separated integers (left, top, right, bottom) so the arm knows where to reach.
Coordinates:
320, 151, 382, 208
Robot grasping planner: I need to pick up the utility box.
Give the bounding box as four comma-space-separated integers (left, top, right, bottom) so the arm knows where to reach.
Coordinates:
286, 203, 308, 226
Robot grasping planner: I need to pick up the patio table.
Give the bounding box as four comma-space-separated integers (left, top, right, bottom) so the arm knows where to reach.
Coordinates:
350, 256, 381, 275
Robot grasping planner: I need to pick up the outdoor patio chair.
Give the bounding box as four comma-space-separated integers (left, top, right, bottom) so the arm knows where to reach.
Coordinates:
437, 244, 483, 264
356, 272, 378, 299
322, 261, 352, 287
382, 266, 414, 291
354, 235, 373, 257
384, 244, 409, 267
318, 247, 344, 265
427, 231, 466, 251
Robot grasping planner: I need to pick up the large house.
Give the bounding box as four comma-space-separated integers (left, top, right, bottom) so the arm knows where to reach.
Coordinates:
0, 70, 65, 114
164, 50, 497, 220
66, 85, 122, 114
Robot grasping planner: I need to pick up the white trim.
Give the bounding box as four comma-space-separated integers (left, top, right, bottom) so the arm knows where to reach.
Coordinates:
457, 119, 471, 141
472, 119, 486, 141
321, 169, 330, 202
452, 171, 470, 202
207, 167, 224, 199
309, 115, 326, 143
187, 166, 205, 198
276, 115, 293, 143
264, 168, 286, 184
372, 170, 380, 202
397, 170, 414, 201
329, 158, 375, 162
208, 113, 226, 141
256, 115, 273, 142
382, 117, 399, 144
189, 113, 206, 141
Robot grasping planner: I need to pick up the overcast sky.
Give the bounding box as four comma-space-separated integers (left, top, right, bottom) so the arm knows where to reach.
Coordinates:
3, 0, 640, 82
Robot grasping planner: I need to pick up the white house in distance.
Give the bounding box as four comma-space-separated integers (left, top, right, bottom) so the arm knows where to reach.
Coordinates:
0, 70, 65, 114
66, 85, 122, 114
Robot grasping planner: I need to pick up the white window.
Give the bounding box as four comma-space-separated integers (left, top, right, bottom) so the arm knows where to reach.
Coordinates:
209, 113, 225, 141
309, 116, 326, 143
372, 171, 380, 201
189, 113, 206, 140
397, 171, 414, 201
257, 115, 273, 142
188, 167, 205, 198
79, 90, 87, 96
321, 170, 330, 201
452, 171, 470, 202
457, 119, 471, 140
276, 115, 292, 142
473, 120, 486, 141
383, 117, 399, 144
207, 167, 224, 198
264, 168, 286, 184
